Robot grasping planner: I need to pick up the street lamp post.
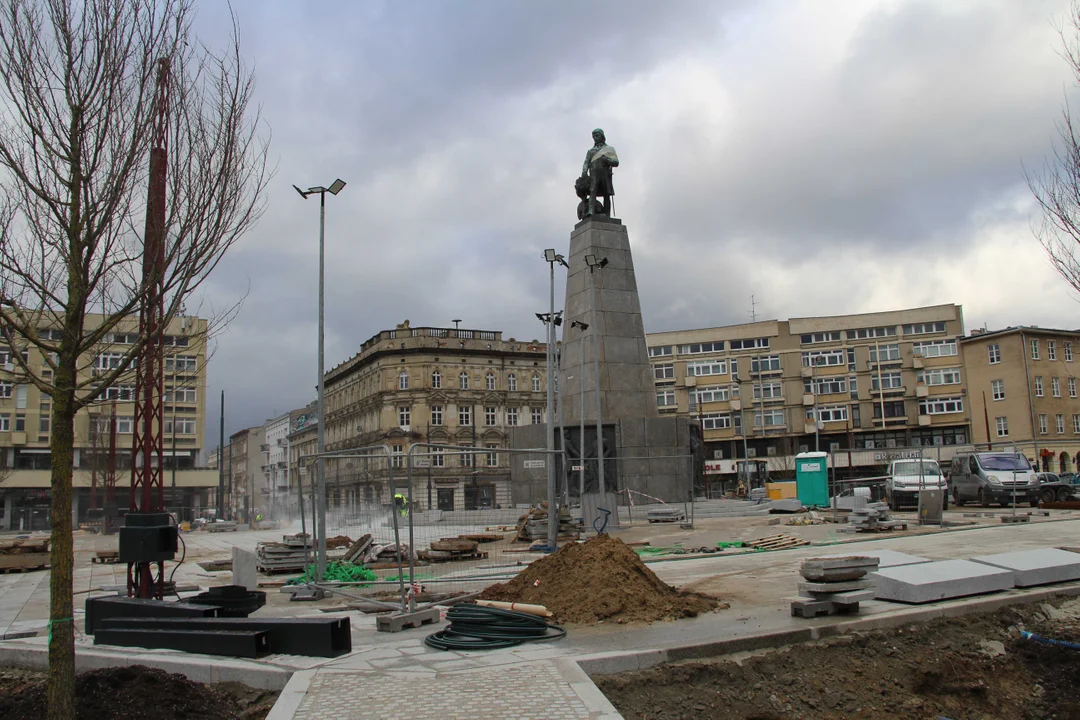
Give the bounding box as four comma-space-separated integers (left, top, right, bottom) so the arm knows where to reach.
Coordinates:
541, 249, 568, 551
584, 254, 608, 498
733, 373, 750, 490
294, 178, 346, 580
571, 320, 589, 502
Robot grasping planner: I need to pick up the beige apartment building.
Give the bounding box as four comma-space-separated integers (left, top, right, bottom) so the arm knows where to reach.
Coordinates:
646, 304, 971, 483
0, 312, 215, 530
229, 425, 266, 522
314, 322, 550, 512
962, 326, 1080, 474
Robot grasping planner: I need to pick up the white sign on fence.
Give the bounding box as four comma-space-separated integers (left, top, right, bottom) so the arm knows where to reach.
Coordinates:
523, 460, 545, 469
413, 458, 431, 468
571, 465, 583, 471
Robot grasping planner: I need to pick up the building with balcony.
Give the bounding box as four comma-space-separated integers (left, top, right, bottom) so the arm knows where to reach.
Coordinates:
317, 322, 549, 512
961, 326, 1080, 474
646, 304, 971, 487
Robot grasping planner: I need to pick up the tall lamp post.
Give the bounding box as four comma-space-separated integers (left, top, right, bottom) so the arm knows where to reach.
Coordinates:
733, 372, 751, 490
570, 320, 588, 502
294, 178, 346, 580
541, 249, 568, 551
584, 254, 608, 498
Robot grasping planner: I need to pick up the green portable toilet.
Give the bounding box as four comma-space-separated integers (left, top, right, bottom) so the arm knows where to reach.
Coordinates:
795, 451, 829, 507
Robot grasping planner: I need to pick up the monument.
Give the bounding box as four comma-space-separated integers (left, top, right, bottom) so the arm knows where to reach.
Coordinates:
510, 130, 702, 528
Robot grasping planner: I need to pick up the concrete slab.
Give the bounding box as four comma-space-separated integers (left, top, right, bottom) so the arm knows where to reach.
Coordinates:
798, 589, 876, 605
769, 499, 804, 513
232, 547, 257, 592
798, 579, 874, 594
970, 548, 1080, 588
871, 559, 1014, 604
819, 549, 931, 569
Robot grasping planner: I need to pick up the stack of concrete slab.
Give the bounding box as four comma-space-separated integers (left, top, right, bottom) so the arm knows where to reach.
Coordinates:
970, 548, 1080, 588
841, 503, 907, 533
790, 556, 879, 618
872, 559, 1014, 603
819, 549, 930, 569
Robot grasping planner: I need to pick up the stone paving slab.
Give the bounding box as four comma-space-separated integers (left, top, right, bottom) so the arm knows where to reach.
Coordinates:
970, 548, 1080, 587
818, 549, 930, 568
872, 559, 1014, 603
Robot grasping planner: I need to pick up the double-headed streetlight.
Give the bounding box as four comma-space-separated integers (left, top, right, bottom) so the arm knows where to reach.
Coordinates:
540, 249, 568, 550
294, 178, 346, 580
584, 254, 608, 498
570, 319, 588, 502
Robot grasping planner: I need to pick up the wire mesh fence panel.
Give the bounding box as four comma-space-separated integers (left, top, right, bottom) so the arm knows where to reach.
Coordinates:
606, 454, 696, 529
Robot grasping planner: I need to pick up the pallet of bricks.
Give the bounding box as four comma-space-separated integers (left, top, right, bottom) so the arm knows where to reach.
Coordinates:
790, 556, 879, 618
419, 538, 489, 563
255, 533, 352, 574
0, 536, 50, 573
515, 502, 579, 543
842, 503, 908, 533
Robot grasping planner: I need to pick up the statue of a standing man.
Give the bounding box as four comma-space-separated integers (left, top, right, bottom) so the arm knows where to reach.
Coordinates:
581, 128, 619, 217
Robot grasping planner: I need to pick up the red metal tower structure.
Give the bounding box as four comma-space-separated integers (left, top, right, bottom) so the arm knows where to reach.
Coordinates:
125, 58, 172, 599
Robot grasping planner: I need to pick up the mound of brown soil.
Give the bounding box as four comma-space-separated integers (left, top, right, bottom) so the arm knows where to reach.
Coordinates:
0, 665, 277, 720
479, 533, 723, 624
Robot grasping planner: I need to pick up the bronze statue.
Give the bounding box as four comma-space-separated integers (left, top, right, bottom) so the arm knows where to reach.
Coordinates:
575, 176, 605, 220
580, 128, 618, 217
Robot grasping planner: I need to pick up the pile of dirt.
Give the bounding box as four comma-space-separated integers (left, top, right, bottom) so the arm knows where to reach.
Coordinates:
595, 596, 1080, 719
479, 533, 723, 624
0, 665, 277, 720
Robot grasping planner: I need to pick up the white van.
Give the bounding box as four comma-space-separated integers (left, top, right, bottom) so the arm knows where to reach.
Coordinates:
885, 458, 947, 511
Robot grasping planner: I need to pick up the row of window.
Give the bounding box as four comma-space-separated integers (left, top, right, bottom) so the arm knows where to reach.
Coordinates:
92, 353, 198, 372
400, 370, 542, 393
995, 413, 1080, 437
1030, 376, 1077, 398
398, 405, 543, 428
389, 442, 502, 468
989, 339, 1076, 364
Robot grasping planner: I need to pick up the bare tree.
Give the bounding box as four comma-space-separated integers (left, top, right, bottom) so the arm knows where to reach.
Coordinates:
0, 1, 269, 716
1030, 3, 1080, 291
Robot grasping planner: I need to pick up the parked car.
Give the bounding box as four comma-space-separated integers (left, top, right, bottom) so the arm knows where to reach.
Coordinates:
1034, 472, 1078, 503
950, 452, 1039, 507
885, 459, 948, 511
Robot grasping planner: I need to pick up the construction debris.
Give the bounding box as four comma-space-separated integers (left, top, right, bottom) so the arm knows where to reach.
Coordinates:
0, 536, 50, 572
791, 556, 879, 618
515, 501, 579, 543
786, 511, 825, 526
841, 503, 909, 533
419, 538, 488, 563
744, 534, 810, 551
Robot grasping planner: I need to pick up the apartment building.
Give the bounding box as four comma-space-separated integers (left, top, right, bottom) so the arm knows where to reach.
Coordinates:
961, 326, 1080, 473
646, 305, 971, 481
228, 425, 265, 521
0, 313, 215, 530
318, 322, 549, 512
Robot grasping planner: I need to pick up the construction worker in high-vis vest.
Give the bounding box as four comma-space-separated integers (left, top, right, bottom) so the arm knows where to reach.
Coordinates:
393, 493, 409, 518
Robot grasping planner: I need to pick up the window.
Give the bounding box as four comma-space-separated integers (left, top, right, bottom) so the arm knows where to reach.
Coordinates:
996, 416, 1009, 437
507, 374, 517, 392
649, 345, 673, 358
800, 331, 841, 344
115, 415, 132, 433
753, 381, 783, 399
459, 372, 469, 390
93, 352, 125, 371
484, 407, 497, 426
164, 418, 196, 434
656, 390, 676, 408
532, 375, 541, 393
1035, 377, 1044, 397
398, 406, 410, 427
868, 344, 902, 362
678, 341, 725, 355
432, 448, 445, 467
1071, 378, 1077, 398
1049, 341, 1057, 360
39, 414, 49, 433
991, 380, 1005, 401
808, 405, 849, 423
0, 414, 8, 431
531, 407, 543, 424
1075, 415, 1080, 434
730, 337, 770, 350
1053, 377, 1062, 398
802, 350, 845, 367
686, 360, 727, 377
912, 340, 957, 358
1068, 342, 1074, 362
988, 344, 1001, 364
431, 405, 443, 426
485, 372, 496, 391
847, 327, 896, 340
15, 385, 25, 409
14, 413, 24, 431
654, 364, 674, 380
700, 413, 731, 430
104, 385, 135, 401
805, 376, 847, 395
165, 355, 197, 372
1031, 339, 1040, 360
871, 371, 903, 390
391, 444, 403, 468
398, 372, 409, 390
459, 406, 472, 426
902, 322, 945, 335
431, 370, 441, 389
694, 386, 731, 404
753, 409, 785, 427
873, 400, 907, 419
460, 445, 474, 467
0, 382, 11, 398
917, 368, 962, 386
750, 355, 781, 373
166, 386, 196, 403
486, 443, 499, 466
1057, 414, 1065, 434
919, 396, 963, 415
1039, 414, 1048, 434
507, 407, 518, 426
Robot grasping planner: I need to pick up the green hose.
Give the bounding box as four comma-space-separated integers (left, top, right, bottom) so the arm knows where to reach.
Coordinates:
424, 605, 566, 651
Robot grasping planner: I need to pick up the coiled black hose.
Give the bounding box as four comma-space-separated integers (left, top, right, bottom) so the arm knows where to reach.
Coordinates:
424, 604, 566, 651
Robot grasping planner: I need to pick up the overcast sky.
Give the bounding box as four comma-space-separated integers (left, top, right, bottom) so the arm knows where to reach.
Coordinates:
193, 0, 1080, 447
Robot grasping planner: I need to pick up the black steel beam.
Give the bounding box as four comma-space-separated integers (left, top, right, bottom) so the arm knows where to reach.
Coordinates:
98, 616, 351, 657
94, 628, 270, 658
85, 595, 219, 634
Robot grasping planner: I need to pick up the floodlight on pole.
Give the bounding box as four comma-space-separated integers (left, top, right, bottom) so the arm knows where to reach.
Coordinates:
294, 178, 346, 582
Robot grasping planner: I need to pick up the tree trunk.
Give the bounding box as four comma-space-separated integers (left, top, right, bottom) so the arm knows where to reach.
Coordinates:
46, 378, 77, 719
